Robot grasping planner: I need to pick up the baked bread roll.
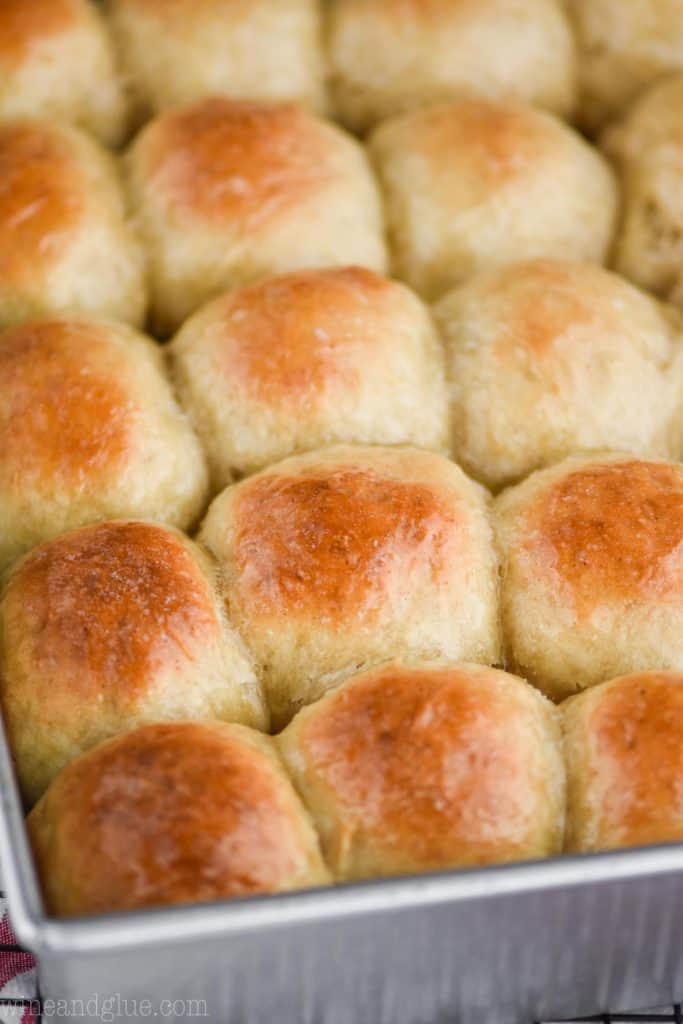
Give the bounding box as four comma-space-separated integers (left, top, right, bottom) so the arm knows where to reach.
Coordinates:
435, 260, 682, 490
0, 520, 268, 804
567, 0, 683, 134
602, 75, 683, 313
0, 119, 145, 330
329, 0, 577, 134
170, 267, 449, 487
370, 98, 618, 301
0, 0, 128, 146
496, 454, 683, 702
125, 98, 387, 335
0, 317, 208, 573
563, 672, 683, 852
200, 445, 500, 728
28, 722, 328, 916
279, 661, 564, 881
107, 0, 326, 121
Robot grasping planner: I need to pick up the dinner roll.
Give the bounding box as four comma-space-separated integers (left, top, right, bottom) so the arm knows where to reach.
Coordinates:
0, 521, 268, 805
107, 0, 326, 121
0, 318, 208, 573
200, 445, 500, 728
568, 0, 683, 134
170, 267, 449, 487
0, 0, 128, 146
602, 75, 683, 312
496, 455, 683, 702
125, 98, 387, 335
28, 722, 328, 916
370, 98, 618, 301
279, 662, 564, 881
563, 672, 683, 852
0, 119, 144, 329
435, 260, 682, 490
329, 0, 577, 134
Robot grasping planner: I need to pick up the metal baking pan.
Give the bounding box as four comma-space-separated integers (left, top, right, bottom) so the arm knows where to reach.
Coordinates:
2, 715, 683, 1024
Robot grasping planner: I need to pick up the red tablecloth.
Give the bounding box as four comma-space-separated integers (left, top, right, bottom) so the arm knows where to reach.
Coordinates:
0, 898, 37, 1023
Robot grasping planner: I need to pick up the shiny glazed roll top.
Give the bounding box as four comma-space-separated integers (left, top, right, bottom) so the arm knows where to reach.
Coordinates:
279, 661, 565, 881
0, 119, 145, 329
0, 317, 208, 572
435, 259, 682, 490
28, 722, 328, 916
0, 0, 128, 145
496, 455, 683, 701
125, 98, 387, 335
200, 445, 500, 728
369, 97, 617, 301
170, 266, 449, 487
563, 671, 683, 852
0, 520, 268, 804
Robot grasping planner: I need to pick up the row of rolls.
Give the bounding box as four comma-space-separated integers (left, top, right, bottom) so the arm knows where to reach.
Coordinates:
24, 657, 683, 916
1, 261, 682, 572
6, 439, 683, 915
2, 20, 683, 332
3, 0, 683, 139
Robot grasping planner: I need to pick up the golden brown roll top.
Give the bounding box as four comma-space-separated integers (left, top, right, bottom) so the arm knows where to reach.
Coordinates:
125, 98, 387, 335
329, 0, 577, 133
0, 119, 145, 329
279, 662, 565, 881
200, 445, 500, 728
0, 317, 208, 572
170, 267, 449, 487
0, 0, 128, 145
496, 455, 683, 701
28, 722, 328, 916
435, 260, 682, 490
0, 122, 81, 287
0, 520, 268, 804
369, 98, 618, 301
602, 74, 683, 314
563, 672, 683, 852
567, 0, 683, 134
107, 0, 326, 121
